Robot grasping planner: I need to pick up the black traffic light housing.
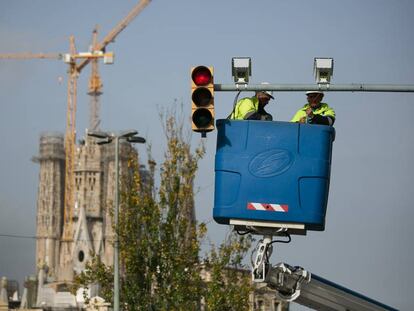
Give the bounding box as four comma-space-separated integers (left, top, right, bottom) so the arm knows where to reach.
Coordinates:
191, 66, 214, 135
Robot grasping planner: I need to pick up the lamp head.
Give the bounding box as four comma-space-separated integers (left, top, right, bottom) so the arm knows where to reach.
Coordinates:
87, 130, 111, 139
127, 136, 146, 144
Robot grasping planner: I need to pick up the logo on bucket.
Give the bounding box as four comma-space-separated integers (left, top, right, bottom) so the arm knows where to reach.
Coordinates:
247, 202, 289, 212
249, 149, 293, 178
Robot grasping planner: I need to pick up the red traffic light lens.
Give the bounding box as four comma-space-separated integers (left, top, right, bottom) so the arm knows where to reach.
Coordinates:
192, 66, 212, 86
192, 108, 213, 128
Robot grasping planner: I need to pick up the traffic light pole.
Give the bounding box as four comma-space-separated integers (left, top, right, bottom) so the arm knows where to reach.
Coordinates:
214, 83, 414, 93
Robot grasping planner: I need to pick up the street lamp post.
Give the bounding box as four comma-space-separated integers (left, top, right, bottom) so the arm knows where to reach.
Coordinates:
87, 129, 145, 311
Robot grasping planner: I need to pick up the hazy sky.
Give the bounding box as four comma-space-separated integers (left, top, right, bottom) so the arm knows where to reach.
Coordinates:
1, 1, 413, 310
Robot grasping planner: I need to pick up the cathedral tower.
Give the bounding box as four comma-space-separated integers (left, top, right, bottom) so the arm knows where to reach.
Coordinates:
34, 132, 142, 283
33, 133, 65, 278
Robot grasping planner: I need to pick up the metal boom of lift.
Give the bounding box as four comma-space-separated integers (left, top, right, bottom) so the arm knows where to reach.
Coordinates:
251, 235, 398, 311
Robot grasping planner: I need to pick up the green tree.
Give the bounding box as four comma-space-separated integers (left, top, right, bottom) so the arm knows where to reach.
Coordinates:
74, 107, 252, 310
203, 232, 253, 310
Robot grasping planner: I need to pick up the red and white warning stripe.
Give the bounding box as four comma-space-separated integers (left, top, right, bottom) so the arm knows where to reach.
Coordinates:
247, 202, 289, 212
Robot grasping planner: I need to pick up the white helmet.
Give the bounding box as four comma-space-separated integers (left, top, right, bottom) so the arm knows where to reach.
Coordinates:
259, 82, 274, 99
305, 90, 324, 95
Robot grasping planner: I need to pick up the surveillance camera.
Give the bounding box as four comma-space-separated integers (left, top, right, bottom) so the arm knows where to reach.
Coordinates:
232, 57, 252, 84
314, 58, 334, 84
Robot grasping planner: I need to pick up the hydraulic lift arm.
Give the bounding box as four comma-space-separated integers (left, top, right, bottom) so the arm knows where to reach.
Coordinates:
264, 262, 398, 311
250, 235, 398, 311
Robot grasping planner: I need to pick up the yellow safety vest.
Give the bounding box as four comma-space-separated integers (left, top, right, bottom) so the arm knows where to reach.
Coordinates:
229, 97, 259, 120
291, 103, 335, 123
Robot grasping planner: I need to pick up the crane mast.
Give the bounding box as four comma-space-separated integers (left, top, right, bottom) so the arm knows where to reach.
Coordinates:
57, 36, 79, 279
88, 26, 103, 131
62, 35, 78, 242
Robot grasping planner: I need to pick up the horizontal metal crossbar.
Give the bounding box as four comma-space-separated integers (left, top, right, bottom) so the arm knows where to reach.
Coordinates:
214, 83, 414, 93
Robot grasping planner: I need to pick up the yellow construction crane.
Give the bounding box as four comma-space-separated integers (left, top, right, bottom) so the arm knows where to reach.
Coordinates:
0, 53, 62, 59
88, 26, 103, 131
62, 0, 151, 248
0, 0, 152, 264
0, 40, 114, 267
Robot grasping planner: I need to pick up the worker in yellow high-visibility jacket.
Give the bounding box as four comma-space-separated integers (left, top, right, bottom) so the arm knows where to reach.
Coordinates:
291, 91, 335, 125
229, 87, 275, 121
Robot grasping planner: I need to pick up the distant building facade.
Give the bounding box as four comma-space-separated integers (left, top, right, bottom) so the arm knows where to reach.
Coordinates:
33, 132, 141, 308
30, 131, 288, 310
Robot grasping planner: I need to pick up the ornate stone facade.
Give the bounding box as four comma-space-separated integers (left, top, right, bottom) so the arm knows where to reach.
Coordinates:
34, 132, 137, 284
33, 132, 287, 310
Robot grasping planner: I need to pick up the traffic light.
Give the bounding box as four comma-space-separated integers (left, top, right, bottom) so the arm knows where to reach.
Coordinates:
191, 66, 214, 135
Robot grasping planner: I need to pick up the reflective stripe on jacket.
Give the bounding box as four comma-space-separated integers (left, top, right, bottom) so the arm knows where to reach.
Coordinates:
290, 103, 335, 123
229, 97, 259, 120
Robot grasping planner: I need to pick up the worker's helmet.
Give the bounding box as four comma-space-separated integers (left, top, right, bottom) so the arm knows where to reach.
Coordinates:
305, 91, 324, 95
259, 82, 274, 99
